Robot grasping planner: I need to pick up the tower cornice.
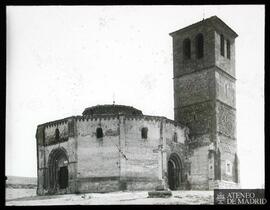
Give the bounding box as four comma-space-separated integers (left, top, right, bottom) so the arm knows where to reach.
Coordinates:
169, 16, 238, 39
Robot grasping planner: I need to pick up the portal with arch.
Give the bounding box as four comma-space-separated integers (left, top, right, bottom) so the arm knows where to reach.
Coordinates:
47, 147, 69, 193
167, 153, 183, 190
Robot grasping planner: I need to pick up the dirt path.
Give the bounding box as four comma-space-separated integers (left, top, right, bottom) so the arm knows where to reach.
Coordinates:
6, 190, 214, 205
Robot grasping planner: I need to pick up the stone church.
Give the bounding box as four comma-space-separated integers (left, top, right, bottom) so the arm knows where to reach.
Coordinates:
36, 16, 240, 195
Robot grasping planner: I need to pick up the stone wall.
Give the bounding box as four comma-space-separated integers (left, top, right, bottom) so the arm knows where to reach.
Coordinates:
76, 116, 120, 193
209, 180, 240, 189
216, 101, 236, 139
36, 118, 77, 195
76, 178, 120, 193
121, 117, 160, 180
121, 116, 187, 190
174, 68, 215, 108
218, 133, 238, 183
188, 145, 210, 190
175, 101, 215, 137
37, 114, 189, 194
215, 70, 236, 108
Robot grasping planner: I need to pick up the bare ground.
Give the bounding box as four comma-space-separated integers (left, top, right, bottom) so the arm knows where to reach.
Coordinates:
6, 188, 214, 205
6, 188, 37, 200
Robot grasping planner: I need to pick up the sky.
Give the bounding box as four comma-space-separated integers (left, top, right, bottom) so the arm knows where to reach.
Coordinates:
6, 5, 265, 189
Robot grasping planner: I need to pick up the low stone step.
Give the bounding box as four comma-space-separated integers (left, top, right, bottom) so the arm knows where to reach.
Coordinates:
155, 185, 167, 191
148, 190, 172, 198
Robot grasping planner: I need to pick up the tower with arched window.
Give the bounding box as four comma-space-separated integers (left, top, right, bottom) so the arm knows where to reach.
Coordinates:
35, 16, 240, 195
170, 16, 239, 189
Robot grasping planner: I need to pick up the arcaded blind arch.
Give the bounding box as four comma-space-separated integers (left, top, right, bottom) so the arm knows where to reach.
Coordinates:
183, 38, 191, 59
195, 33, 204, 59
220, 34, 225, 56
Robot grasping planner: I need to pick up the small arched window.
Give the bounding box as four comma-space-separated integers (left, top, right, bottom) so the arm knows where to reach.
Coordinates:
183, 38, 191, 60
226, 160, 232, 175
226, 39, 231, 59
96, 127, 103, 139
141, 127, 148, 139
220, 34, 225, 56
55, 128, 60, 141
173, 132, 178, 143
195, 33, 204, 59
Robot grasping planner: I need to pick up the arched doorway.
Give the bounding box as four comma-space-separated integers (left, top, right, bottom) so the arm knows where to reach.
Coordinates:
48, 148, 69, 193
168, 153, 182, 190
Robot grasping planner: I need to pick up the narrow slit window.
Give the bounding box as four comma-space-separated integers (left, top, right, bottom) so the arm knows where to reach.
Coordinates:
226, 163, 231, 173
226, 39, 231, 59
55, 128, 60, 141
183, 38, 191, 60
214, 149, 221, 180
141, 127, 148, 139
225, 83, 229, 97
96, 127, 103, 138
220, 34, 225, 56
234, 153, 239, 183
195, 33, 204, 59
173, 132, 178, 142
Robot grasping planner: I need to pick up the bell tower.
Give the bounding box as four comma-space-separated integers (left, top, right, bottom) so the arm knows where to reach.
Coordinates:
170, 16, 240, 189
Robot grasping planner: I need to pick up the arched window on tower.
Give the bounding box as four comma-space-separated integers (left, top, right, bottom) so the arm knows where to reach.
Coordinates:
220, 34, 225, 56
183, 38, 191, 60
195, 33, 204, 59
141, 127, 148, 139
226, 39, 231, 59
96, 127, 103, 139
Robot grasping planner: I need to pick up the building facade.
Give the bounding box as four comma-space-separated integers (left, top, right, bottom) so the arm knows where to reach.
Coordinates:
36, 105, 190, 195
170, 16, 240, 189
36, 16, 240, 195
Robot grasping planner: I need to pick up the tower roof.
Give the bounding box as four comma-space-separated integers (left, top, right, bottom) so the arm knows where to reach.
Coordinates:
82, 104, 143, 116
169, 16, 238, 38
